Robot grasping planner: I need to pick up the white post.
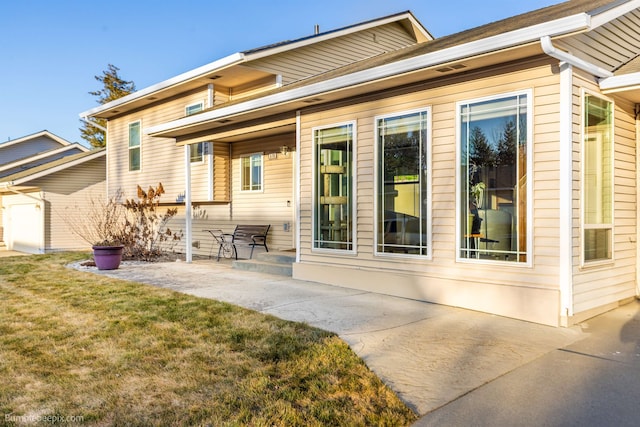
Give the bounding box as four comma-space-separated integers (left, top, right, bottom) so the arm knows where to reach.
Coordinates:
295, 110, 301, 263
185, 144, 193, 263
207, 84, 214, 201
559, 62, 574, 324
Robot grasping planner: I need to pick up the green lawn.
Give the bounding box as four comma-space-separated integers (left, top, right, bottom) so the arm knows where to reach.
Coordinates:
0, 252, 416, 426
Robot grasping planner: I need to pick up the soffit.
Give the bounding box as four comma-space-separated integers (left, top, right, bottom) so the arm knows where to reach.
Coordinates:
91, 65, 274, 119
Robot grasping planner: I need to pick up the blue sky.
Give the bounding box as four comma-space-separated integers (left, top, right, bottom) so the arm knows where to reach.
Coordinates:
0, 0, 560, 147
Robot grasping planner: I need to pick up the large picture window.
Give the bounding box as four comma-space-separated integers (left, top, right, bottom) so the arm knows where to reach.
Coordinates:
459, 93, 529, 262
314, 123, 354, 251
376, 110, 429, 255
241, 153, 263, 191
583, 93, 613, 263
128, 121, 141, 171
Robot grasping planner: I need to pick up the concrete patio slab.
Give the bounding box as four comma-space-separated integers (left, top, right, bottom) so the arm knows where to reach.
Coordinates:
70, 258, 587, 416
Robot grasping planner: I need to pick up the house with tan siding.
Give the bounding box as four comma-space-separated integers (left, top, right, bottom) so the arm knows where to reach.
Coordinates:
81, 1, 640, 327
0, 132, 105, 253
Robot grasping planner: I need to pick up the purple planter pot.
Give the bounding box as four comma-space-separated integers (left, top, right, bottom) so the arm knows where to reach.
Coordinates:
92, 245, 124, 270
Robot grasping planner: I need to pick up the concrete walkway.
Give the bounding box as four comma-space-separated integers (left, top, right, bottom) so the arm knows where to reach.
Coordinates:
67, 257, 608, 420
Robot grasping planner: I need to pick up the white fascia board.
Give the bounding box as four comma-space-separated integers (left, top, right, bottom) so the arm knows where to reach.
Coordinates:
0, 144, 87, 173
0, 130, 72, 149
79, 53, 245, 118
147, 13, 591, 137
589, 0, 640, 29
245, 13, 432, 61
600, 72, 640, 91
2, 150, 106, 187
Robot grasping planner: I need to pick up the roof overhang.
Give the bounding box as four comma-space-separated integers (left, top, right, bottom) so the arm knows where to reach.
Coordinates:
147, 12, 593, 140
80, 12, 432, 121
600, 72, 640, 103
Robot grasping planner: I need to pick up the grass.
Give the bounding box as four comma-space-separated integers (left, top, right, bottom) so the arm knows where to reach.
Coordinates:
0, 252, 416, 426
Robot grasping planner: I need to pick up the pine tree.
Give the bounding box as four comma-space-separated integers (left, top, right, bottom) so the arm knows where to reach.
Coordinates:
80, 64, 136, 148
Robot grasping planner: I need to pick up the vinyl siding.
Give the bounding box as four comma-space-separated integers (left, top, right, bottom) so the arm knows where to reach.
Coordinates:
571, 73, 637, 316
296, 57, 566, 325
160, 134, 296, 256
28, 156, 106, 251
107, 88, 212, 201
296, 57, 638, 325
246, 22, 418, 85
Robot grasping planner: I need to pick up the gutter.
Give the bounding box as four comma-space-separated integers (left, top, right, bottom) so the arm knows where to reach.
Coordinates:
540, 35, 613, 79
1, 182, 44, 203
147, 13, 592, 136
79, 52, 246, 118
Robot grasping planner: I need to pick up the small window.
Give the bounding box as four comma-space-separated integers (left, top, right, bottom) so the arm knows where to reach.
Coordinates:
241, 153, 263, 191
186, 102, 205, 163
128, 121, 141, 171
583, 93, 613, 263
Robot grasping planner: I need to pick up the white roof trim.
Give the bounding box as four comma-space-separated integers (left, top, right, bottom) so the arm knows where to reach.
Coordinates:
589, 0, 640, 29
147, 13, 591, 136
0, 144, 88, 173
246, 12, 431, 61
0, 130, 74, 150
79, 53, 245, 118
80, 12, 431, 119
0, 150, 106, 187
600, 71, 640, 92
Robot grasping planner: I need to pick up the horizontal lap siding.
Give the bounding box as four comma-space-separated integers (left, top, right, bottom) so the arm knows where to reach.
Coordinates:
34, 157, 106, 251
247, 23, 417, 84
107, 89, 211, 201
572, 73, 637, 315
299, 58, 563, 289
229, 134, 296, 250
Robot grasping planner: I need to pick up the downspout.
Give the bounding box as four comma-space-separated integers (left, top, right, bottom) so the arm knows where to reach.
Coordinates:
79, 115, 107, 133
540, 36, 613, 79
1, 182, 45, 253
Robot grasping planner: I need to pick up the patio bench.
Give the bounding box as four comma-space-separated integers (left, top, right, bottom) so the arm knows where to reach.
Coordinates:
204, 224, 270, 261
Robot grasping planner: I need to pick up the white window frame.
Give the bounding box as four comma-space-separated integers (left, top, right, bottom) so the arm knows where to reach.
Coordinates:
128, 120, 141, 172
580, 89, 614, 267
311, 120, 357, 254
374, 107, 432, 259
186, 102, 205, 164
240, 152, 264, 192
455, 90, 533, 266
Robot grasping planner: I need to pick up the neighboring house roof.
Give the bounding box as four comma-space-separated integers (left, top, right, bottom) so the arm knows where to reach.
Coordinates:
149, 0, 638, 139
0, 148, 105, 188
79, 11, 430, 120
0, 143, 88, 178
0, 130, 76, 150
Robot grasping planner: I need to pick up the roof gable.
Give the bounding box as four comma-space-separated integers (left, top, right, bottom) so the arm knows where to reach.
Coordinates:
0, 149, 105, 187
81, 12, 430, 120
148, 0, 638, 139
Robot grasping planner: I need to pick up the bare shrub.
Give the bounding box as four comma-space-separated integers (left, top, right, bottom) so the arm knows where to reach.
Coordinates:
69, 190, 127, 247
121, 183, 183, 261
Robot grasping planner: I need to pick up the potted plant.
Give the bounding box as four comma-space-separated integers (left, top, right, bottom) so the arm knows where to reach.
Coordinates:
69, 192, 127, 270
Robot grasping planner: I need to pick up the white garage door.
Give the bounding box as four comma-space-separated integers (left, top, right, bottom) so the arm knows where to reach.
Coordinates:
7, 202, 43, 254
